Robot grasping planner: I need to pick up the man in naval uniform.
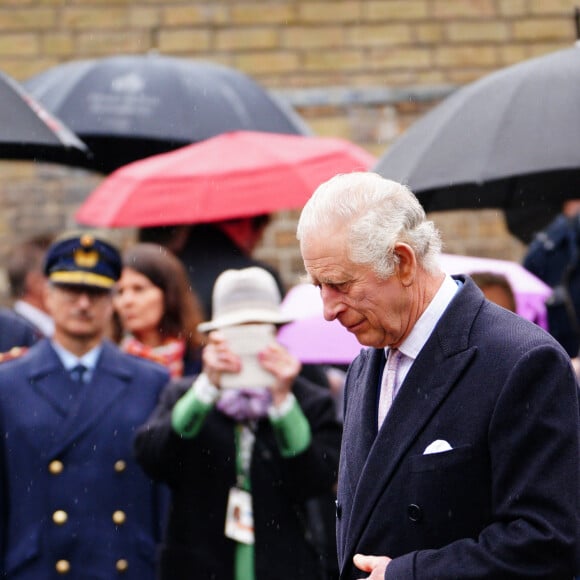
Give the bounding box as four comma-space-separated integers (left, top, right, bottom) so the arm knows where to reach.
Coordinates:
0, 232, 170, 579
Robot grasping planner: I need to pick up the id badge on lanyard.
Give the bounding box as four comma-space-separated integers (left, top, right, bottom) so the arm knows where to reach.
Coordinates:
225, 425, 255, 544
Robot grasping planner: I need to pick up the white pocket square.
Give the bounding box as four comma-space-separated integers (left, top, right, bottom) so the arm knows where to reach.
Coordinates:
423, 439, 453, 454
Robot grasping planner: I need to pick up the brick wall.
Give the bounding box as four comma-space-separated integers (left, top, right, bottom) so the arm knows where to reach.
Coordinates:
0, 0, 576, 301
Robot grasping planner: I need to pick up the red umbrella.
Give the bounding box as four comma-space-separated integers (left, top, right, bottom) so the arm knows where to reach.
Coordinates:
75, 130, 375, 227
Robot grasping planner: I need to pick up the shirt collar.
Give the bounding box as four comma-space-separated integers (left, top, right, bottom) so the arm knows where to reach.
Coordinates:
51, 340, 103, 372
386, 274, 459, 361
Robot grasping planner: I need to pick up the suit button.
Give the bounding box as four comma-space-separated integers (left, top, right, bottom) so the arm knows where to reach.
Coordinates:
407, 504, 423, 522
114, 460, 126, 473
53, 510, 68, 525
55, 559, 70, 574
112, 510, 126, 525
49, 460, 64, 475
116, 559, 129, 573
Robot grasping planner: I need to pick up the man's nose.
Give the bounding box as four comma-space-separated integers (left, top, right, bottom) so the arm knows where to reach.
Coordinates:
77, 292, 93, 307
320, 286, 344, 321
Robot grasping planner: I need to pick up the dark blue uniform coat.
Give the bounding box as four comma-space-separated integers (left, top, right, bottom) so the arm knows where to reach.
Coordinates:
336, 277, 579, 579
0, 339, 170, 579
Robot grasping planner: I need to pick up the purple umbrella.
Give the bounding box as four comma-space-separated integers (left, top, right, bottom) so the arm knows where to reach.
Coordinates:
277, 254, 551, 365
439, 253, 551, 328
278, 283, 364, 365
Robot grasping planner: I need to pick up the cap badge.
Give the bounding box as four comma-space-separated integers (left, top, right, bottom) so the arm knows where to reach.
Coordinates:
74, 248, 99, 268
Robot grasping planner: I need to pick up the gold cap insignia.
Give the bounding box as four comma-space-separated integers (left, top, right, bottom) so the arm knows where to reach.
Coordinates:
74, 247, 99, 268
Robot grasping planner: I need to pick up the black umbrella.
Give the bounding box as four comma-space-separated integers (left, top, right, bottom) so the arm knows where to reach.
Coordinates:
24, 53, 311, 174
373, 44, 580, 243
0, 70, 89, 165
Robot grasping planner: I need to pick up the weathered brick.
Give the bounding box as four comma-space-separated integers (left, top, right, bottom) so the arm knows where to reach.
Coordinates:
347, 24, 413, 47
76, 30, 152, 54
69, 0, 135, 5
0, 8, 55, 30
0, 33, 38, 55
128, 6, 160, 28
416, 23, 444, 43
234, 51, 300, 75
498, 44, 531, 66
0, 57, 56, 78
282, 26, 345, 49
435, 45, 499, 68
62, 7, 128, 29
41, 32, 75, 56
302, 49, 365, 71
498, 0, 528, 16
415, 69, 447, 85
529, 0, 576, 15
215, 28, 279, 51
447, 69, 493, 84
433, 0, 496, 18
307, 116, 353, 139
231, 3, 296, 24
364, 0, 429, 20
157, 29, 212, 53
371, 48, 432, 69
299, 1, 362, 23
513, 18, 571, 40
527, 42, 569, 58
446, 21, 509, 42
162, 5, 228, 26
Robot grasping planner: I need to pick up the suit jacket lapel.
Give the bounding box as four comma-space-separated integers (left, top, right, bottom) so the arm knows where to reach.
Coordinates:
341, 277, 484, 564
339, 349, 384, 499
28, 340, 74, 416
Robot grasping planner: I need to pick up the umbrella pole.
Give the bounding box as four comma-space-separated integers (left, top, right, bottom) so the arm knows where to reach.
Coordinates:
575, 6, 580, 41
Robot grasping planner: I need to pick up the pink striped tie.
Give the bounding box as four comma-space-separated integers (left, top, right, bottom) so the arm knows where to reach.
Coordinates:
378, 349, 400, 428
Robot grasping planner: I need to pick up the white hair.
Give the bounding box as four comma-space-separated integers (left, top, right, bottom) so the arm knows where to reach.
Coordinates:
297, 172, 442, 278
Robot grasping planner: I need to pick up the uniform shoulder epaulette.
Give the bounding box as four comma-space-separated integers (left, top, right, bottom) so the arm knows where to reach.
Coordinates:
0, 346, 29, 363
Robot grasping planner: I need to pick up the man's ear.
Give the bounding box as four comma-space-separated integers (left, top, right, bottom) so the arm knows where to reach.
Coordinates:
394, 243, 416, 287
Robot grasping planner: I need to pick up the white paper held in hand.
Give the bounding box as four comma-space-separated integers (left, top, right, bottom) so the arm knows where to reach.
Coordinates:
220, 323, 277, 389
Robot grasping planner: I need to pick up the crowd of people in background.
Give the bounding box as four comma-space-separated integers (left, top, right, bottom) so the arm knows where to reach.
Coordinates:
0, 176, 578, 578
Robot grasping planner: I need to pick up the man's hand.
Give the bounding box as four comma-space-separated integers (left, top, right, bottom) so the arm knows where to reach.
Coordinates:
353, 553, 392, 579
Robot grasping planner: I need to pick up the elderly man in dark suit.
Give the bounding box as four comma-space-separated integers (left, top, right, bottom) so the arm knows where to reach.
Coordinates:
297, 172, 579, 579
0, 232, 170, 579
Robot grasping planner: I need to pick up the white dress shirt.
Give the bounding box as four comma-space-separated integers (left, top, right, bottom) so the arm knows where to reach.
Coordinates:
385, 274, 459, 400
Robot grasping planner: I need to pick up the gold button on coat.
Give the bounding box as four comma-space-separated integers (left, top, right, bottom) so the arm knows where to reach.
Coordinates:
55, 559, 70, 574
114, 460, 126, 473
49, 460, 64, 475
116, 559, 129, 572
112, 510, 126, 525
52, 510, 68, 525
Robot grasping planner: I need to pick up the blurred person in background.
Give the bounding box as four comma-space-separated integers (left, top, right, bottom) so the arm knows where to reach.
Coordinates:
0, 307, 39, 362
112, 242, 205, 377
0, 232, 170, 579
138, 216, 284, 320
134, 266, 342, 580
524, 199, 580, 357
6, 233, 55, 337
469, 271, 517, 313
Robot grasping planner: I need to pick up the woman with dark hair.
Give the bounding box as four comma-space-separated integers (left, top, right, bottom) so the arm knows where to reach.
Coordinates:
113, 243, 204, 377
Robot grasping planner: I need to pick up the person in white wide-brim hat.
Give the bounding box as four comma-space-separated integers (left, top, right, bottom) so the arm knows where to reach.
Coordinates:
134, 266, 342, 580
